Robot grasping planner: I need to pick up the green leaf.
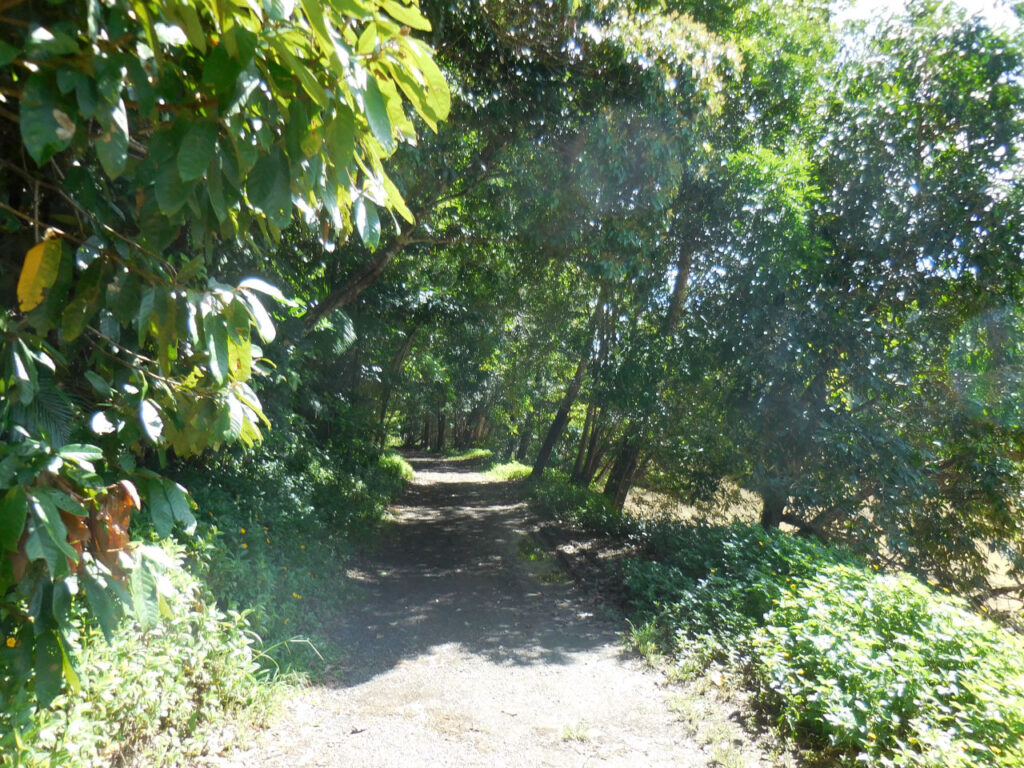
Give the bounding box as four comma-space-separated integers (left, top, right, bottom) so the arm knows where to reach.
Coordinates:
268, 37, 328, 107
354, 196, 381, 249
407, 38, 450, 121
327, 106, 356, 170
155, 161, 190, 215
82, 572, 121, 642
61, 295, 95, 341
177, 121, 219, 181
246, 148, 292, 229
0, 487, 28, 552
27, 26, 80, 57
238, 277, 289, 303
34, 629, 64, 708
145, 478, 174, 538
206, 314, 230, 384
363, 75, 394, 152
20, 74, 74, 166
381, 0, 432, 31
164, 481, 196, 535
95, 99, 129, 179
239, 291, 276, 343
208, 165, 228, 222
131, 562, 159, 631
0, 40, 18, 67
12, 339, 38, 404
140, 400, 163, 443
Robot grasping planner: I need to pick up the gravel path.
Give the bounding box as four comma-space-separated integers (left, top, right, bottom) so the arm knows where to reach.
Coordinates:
216, 455, 714, 767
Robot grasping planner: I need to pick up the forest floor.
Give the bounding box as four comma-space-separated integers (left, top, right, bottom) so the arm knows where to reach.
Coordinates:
210, 455, 787, 767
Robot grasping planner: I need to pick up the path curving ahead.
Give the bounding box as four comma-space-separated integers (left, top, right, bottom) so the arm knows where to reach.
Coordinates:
215, 455, 710, 767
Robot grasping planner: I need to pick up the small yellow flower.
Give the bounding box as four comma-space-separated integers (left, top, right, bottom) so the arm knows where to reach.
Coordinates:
241, 543, 248, 549
284, 618, 289, 624
266, 538, 270, 544
240, 528, 246, 534
5, 637, 15, 648
293, 592, 302, 599
300, 544, 305, 550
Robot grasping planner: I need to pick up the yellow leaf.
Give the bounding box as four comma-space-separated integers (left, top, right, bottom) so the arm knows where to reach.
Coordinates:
17, 238, 63, 312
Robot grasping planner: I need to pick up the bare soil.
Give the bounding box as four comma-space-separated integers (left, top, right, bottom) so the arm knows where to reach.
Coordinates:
211, 455, 779, 767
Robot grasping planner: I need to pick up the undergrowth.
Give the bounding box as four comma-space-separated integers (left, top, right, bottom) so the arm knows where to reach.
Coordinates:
0, 543, 271, 767
532, 475, 1024, 768
175, 422, 413, 670
1, 418, 413, 766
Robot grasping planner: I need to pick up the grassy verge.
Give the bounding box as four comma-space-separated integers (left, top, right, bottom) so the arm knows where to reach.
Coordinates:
444, 447, 495, 463
486, 460, 532, 482
531, 475, 1024, 768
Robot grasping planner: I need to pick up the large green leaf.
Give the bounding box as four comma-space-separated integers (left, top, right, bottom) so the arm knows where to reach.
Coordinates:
177, 121, 218, 181
354, 196, 381, 249
0, 487, 28, 552
363, 75, 394, 152
81, 572, 121, 642
246, 148, 293, 229
381, 0, 432, 31
206, 313, 230, 384
34, 629, 64, 708
95, 99, 129, 179
20, 74, 74, 165
155, 161, 189, 215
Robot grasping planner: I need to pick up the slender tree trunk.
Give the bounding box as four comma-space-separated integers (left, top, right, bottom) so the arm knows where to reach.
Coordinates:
581, 428, 610, 486
422, 415, 431, 449
516, 410, 534, 463
571, 402, 596, 484
530, 352, 588, 480
435, 411, 446, 452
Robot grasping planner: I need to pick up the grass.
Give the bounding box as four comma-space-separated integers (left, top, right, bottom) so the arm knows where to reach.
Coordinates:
532, 475, 1024, 768
486, 460, 532, 481
445, 447, 494, 462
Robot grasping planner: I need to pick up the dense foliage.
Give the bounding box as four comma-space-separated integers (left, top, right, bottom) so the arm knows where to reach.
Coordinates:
2, 0, 1024, 760
533, 473, 1024, 767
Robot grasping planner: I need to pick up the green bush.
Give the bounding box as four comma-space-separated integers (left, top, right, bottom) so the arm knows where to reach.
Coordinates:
532, 476, 1024, 768
0, 544, 267, 768
755, 565, 1024, 767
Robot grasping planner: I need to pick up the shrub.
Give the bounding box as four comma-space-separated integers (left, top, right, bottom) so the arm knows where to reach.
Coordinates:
0, 543, 267, 768
532, 475, 1024, 768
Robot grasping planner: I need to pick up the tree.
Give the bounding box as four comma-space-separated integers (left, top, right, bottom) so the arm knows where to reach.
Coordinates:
1, 0, 448, 705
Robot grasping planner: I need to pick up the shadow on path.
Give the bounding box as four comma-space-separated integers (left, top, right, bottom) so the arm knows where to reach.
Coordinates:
328, 453, 625, 687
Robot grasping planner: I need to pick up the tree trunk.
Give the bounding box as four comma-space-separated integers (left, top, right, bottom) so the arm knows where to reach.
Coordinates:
434, 411, 446, 453
515, 410, 534, 463
571, 402, 596, 484
759, 483, 788, 529
602, 436, 642, 511
530, 352, 588, 480
422, 415, 432, 449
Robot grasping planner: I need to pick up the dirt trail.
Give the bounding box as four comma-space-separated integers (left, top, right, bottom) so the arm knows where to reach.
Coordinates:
215, 456, 729, 767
